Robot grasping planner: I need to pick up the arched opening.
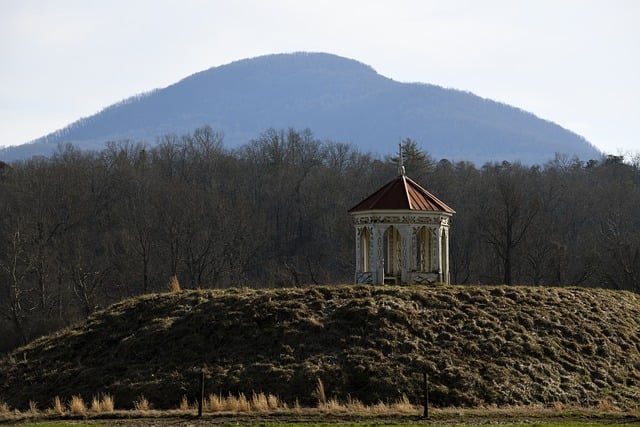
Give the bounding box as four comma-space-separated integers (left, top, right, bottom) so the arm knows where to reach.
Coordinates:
383, 226, 401, 281
359, 228, 370, 272
416, 226, 433, 272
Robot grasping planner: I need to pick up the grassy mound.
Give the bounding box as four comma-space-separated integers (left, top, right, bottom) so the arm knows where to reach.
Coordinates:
1, 285, 640, 410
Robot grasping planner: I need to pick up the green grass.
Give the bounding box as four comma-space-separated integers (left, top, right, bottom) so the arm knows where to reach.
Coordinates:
14, 424, 97, 427
231, 424, 627, 427
177, 424, 628, 427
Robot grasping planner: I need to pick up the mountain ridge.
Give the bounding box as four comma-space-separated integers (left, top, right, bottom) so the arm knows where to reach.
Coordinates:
1, 52, 601, 164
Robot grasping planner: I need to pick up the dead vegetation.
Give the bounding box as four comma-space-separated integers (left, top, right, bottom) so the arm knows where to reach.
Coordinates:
1, 284, 640, 411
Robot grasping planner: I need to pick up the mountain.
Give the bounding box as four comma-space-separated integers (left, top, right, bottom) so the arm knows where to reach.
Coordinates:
1, 285, 639, 409
1, 52, 601, 164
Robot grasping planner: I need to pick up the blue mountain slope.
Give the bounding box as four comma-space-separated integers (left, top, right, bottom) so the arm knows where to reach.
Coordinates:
1, 52, 601, 164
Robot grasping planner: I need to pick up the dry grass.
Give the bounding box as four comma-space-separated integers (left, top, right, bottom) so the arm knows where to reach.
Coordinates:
598, 397, 618, 412
250, 392, 270, 411
69, 395, 86, 415
90, 396, 101, 412
2, 391, 640, 422
51, 396, 65, 415
179, 395, 190, 411
268, 394, 280, 410
314, 378, 326, 406
89, 394, 114, 413
206, 393, 224, 412
345, 395, 367, 412
391, 394, 415, 413
369, 401, 391, 414
315, 396, 419, 414
318, 398, 342, 412
315, 383, 417, 415
225, 393, 251, 412
168, 275, 181, 292
28, 400, 38, 415
3, 285, 640, 410
100, 394, 115, 412
199, 391, 414, 414
198, 392, 284, 413
133, 394, 150, 411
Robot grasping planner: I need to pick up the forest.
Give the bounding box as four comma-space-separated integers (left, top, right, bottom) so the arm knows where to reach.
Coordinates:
1, 126, 639, 353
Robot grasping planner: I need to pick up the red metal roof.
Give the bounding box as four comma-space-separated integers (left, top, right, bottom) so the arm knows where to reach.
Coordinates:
349, 175, 455, 213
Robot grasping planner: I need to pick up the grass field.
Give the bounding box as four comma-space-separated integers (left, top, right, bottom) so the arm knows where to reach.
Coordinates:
3, 404, 640, 427
3, 285, 640, 411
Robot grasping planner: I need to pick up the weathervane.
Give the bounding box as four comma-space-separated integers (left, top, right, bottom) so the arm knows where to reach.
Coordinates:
398, 142, 406, 176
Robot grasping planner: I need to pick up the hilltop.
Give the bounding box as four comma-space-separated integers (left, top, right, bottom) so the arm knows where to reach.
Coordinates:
1, 284, 639, 410
1, 52, 600, 164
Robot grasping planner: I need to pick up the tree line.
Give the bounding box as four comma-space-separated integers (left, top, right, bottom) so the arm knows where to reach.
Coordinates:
1, 126, 639, 353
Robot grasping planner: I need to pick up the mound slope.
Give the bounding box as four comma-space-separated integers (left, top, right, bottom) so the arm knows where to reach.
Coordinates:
1, 285, 640, 409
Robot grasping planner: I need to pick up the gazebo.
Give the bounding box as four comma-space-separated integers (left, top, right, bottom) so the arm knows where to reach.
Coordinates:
348, 153, 455, 285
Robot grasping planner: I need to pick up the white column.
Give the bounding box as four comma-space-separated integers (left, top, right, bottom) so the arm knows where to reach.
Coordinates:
443, 227, 450, 284
436, 226, 443, 282
354, 227, 362, 278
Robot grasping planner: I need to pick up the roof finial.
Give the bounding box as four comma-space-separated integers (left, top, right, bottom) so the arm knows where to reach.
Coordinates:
398, 142, 406, 176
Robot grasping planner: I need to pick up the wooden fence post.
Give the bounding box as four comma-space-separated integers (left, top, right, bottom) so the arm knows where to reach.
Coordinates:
198, 368, 205, 417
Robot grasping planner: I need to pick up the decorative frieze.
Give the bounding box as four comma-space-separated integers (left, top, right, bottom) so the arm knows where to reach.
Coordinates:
352, 214, 448, 225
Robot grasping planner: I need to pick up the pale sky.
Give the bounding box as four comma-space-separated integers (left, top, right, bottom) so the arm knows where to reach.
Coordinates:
1, 0, 639, 158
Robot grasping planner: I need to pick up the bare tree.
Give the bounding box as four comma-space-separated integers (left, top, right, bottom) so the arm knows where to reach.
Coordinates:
477, 162, 540, 285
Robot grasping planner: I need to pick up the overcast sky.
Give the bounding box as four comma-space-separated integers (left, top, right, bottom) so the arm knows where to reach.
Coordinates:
1, 0, 638, 158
